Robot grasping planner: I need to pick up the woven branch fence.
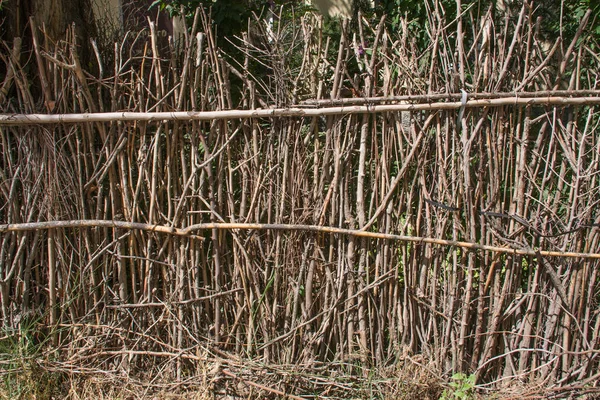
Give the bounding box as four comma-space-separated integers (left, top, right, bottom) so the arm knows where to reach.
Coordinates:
1, 4, 600, 398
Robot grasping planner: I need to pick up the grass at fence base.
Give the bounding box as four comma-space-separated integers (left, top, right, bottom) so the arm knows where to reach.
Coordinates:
0, 339, 448, 399
2, 345, 596, 399
0, 364, 443, 400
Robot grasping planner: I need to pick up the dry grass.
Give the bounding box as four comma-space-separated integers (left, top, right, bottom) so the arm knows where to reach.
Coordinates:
2, 350, 599, 399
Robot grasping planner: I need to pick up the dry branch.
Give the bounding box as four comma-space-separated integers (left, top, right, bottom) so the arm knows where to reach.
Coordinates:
1, 220, 599, 259
2, 96, 600, 125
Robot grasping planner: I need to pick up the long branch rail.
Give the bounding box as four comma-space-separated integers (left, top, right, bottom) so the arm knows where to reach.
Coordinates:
1, 95, 600, 125
2, 220, 599, 259
298, 90, 600, 106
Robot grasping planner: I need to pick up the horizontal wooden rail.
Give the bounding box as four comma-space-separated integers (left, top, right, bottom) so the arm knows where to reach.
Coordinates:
1, 96, 599, 125
298, 90, 600, 106
1, 220, 599, 259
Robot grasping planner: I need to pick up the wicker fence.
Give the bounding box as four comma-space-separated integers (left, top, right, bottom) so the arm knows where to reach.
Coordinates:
1, 4, 600, 397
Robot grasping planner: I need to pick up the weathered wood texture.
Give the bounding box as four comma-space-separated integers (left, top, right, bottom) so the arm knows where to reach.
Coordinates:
1, 5, 599, 396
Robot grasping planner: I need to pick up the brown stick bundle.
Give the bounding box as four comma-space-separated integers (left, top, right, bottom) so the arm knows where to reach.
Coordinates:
1, 4, 599, 397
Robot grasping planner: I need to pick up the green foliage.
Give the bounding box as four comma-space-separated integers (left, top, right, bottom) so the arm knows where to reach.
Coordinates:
537, 0, 600, 41
0, 317, 64, 400
373, 0, 599, 55
149, 0, 309, 40
440, 373, 476, 400
150, 0, 260, 37
375, 0, 458, 47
